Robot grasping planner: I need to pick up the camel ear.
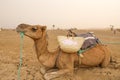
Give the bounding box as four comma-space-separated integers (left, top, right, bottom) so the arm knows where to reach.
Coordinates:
41, 26, 47, 31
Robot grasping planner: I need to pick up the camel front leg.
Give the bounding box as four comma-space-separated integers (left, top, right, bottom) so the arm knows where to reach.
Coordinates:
44, 69, 73, 80
38, 61, 50, 74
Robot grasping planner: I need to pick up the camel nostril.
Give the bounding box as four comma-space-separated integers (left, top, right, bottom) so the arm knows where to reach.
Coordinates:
19, 25, 27, 29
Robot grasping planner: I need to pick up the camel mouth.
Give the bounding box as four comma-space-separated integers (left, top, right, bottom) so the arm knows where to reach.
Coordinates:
16, 30, 24, 33
16, 27, 26, 33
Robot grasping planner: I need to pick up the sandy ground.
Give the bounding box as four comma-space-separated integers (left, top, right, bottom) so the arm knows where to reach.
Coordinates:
0, 29, 120, 80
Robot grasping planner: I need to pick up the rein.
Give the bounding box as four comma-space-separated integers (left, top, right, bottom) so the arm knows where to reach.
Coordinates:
17, 32, 24, 80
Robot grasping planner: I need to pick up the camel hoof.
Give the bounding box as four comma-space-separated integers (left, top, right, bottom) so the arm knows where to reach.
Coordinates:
40, 68, 46, 74
44, 73, 51, 80
44, 72, 57, 80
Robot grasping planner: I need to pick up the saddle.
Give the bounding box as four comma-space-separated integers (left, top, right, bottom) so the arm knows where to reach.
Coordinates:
77, 32, 101, 50
67, 30, 101, 52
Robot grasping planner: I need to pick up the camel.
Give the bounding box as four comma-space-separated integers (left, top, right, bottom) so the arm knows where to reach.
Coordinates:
16, 24, 111, 80
110, 25, 120, 34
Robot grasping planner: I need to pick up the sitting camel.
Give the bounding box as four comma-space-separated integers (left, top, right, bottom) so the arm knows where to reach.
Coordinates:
16, 24, 111, 80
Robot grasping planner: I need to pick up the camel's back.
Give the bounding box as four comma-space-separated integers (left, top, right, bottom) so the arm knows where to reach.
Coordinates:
80, 44, 109, 67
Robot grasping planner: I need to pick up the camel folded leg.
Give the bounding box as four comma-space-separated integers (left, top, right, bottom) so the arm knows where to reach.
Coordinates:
44, 69, 73, 80
101, 45, 111, 67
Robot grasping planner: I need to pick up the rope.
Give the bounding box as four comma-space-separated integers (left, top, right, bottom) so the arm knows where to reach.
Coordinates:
17, 32, 24, 80
77, 49, 86, 55
102, 42, 120, 44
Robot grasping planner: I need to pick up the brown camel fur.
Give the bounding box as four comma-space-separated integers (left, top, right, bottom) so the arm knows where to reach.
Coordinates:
16, 24, 111, 80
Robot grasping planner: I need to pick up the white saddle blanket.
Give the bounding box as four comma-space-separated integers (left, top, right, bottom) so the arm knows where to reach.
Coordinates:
57, 36, 85, 53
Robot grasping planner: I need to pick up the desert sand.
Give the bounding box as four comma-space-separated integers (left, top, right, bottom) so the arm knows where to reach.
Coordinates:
0, 29, 120, 80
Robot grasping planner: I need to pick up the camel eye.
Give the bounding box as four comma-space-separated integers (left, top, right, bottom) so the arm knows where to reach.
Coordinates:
31, 27, 37, 32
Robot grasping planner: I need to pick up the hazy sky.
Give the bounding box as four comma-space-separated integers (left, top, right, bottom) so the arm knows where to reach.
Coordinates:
0, 0, 120, 29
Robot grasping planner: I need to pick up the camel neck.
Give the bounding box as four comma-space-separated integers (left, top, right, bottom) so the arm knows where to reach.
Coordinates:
34, 34, 49, 59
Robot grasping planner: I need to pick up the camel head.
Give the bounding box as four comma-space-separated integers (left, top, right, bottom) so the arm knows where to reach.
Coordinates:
16, 23, 46, 40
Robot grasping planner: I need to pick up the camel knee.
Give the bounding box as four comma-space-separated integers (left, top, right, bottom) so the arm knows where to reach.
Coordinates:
40, 66, 50, 74
40, 67, 47, 74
